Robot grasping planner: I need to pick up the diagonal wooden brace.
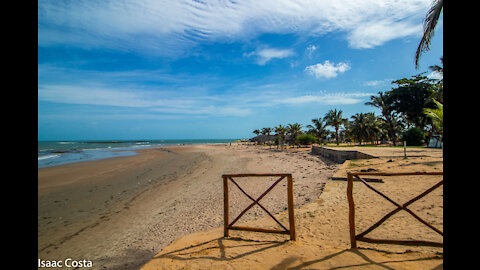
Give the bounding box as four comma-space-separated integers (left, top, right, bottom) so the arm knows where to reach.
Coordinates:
354, 175, 443, 238
228, 176, 287, 231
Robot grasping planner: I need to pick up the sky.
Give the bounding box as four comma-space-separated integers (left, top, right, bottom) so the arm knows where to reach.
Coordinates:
38, 0, 443, 141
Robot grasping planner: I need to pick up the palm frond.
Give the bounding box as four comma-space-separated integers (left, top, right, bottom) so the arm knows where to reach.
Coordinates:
415, 0, 443, 69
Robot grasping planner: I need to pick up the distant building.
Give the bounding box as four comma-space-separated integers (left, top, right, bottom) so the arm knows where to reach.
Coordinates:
428, 135, 443, 148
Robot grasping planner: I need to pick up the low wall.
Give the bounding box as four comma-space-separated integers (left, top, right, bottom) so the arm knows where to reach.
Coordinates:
311, 146, 375, 163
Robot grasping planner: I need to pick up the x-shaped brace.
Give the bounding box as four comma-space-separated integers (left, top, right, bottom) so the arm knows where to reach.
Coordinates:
354, 175, 443, 238
228, 176, 288, 231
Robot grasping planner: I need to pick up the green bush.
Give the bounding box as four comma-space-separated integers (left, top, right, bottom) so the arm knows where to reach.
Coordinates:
297, 134, 318, 145
401, 127, 425, 146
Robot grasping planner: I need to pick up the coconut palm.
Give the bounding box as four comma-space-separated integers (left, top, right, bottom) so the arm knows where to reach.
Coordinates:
274, 125, 287, 150
424, 99, 443, 136
365, 92, 399, 146
306, 118, 329, 145
429, 57, 443, 77
350, 113, 369, 145
287, 123, 303, 147
324, 109, 347, 145
261, 127, 272, 135
365, 113, 382, 144
415, 0, 443, 68
260, 127, 273, 148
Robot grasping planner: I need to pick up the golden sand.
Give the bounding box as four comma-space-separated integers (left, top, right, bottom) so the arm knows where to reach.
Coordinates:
38, 144, 443, 269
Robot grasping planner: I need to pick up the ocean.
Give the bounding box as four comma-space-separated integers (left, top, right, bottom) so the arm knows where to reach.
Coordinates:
38, 139, 238, 168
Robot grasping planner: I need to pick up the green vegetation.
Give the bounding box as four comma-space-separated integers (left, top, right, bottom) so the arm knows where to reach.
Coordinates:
297, 134, 318, 145
252, 58, 443, 149
402, 127, 425, 146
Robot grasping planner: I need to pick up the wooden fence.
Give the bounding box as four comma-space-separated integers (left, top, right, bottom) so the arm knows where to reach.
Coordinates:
222, 174, 296, 241
347, 172, 443, 248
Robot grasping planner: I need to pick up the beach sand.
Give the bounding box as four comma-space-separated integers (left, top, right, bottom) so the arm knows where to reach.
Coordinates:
38, 143, 340, 269
140, 145, 443, 269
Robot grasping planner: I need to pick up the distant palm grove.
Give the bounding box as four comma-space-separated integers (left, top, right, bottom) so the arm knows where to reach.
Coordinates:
251, 59, 443, 148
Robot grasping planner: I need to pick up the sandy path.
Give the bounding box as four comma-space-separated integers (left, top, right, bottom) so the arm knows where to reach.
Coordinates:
38, 144, 339, 269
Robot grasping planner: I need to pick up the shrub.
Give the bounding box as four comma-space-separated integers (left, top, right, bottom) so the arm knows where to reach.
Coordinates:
401, 127, 425, 146
297, 134, 318, 145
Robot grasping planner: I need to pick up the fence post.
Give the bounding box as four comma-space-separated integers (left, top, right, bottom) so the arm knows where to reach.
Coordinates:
347, 173, 357, 248
223, 176, 229, 237
287, 174, 296, 241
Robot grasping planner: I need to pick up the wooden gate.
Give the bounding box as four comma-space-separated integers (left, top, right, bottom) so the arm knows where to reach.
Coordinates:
347, 172, 443, 248
222, 173, 296, 241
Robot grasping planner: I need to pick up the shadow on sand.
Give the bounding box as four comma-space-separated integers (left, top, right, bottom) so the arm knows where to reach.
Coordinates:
272, 247, 442, 270
151, 236, 289, 262
150, 236, 443, 269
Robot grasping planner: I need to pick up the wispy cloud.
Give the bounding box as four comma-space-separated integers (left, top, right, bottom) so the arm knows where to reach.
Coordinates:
306, 44, 317, 58
38, 0, 432, 56
305, 60, 351, 79
38, 80, 373, 118
38, 83, 252, 116
363, 79, 393, 87
347, 20, 422, 49
244, 47, 295, 65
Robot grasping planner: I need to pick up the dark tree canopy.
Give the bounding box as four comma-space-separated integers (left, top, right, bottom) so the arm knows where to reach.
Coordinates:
385, 74, 436, 130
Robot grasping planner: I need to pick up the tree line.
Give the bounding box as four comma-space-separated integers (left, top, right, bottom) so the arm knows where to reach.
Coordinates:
252, 59, 443, 148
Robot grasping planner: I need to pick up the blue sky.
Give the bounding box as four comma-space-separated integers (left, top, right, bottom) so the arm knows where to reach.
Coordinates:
38, 0, 443, 141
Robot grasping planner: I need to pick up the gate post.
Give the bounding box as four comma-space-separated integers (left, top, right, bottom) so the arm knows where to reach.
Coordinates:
347, 173, 357, 248
223, 175, 229, 237
287, 174, 296, 241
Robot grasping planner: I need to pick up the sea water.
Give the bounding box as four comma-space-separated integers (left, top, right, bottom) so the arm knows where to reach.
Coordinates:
38, 139, 238, 168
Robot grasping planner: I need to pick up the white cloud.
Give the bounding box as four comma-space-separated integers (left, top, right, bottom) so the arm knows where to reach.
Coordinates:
38, 81, 373, 117
306, 44, 317, 57
245, 47, 295, 65
347, 20, 422, 49
305, 60, 351, 79
427, 71, 443, 81
38, 84, 251, 116
38, 0, 433, 56
364, 79, 392, 87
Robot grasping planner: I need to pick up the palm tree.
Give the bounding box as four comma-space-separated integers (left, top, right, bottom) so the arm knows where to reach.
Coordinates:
253, 129, 260, 136
324, 109, 347, 145
261, 127, 273, 148
261, 127, 272, 135
365, 92, 399, 146
287, 123, 303, 147
274, 125, 287, 150
306, 118, 329, 145
350, 113, 369, 145
365, 113, 382, 144
415, 0, 443, 69
429, 57, 443, 78
424, 99, 443, 136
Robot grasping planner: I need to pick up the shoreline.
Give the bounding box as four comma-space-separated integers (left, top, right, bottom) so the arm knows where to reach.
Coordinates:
38, 140, 239, 169
38, 143, 340, 269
